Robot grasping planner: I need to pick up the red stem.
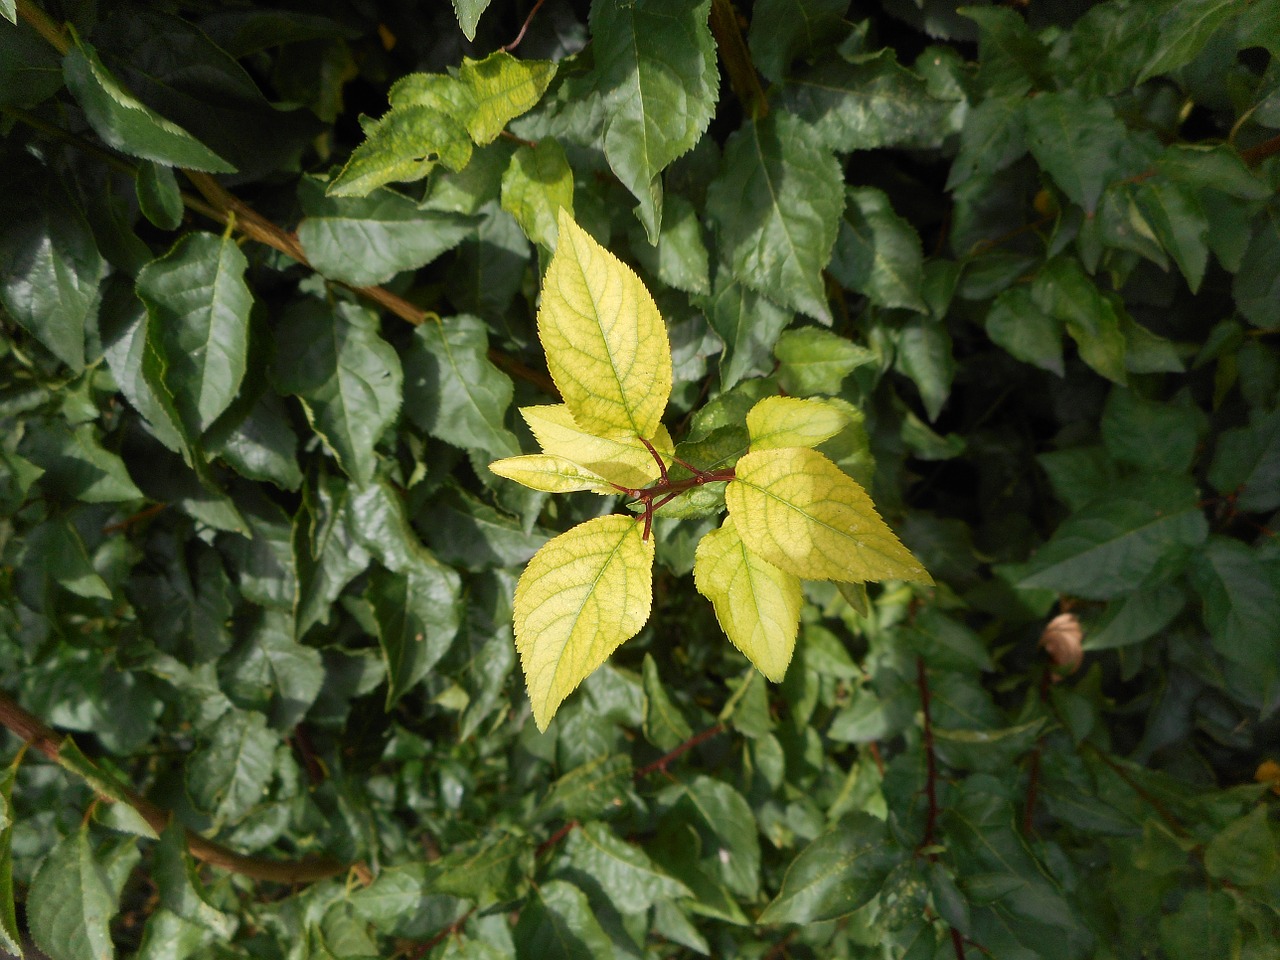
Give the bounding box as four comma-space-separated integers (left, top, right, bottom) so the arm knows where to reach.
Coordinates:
634, 723, 725, 780
501, 0, 547, 52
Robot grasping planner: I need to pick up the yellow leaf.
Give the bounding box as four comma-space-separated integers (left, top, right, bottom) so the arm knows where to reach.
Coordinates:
694, 516, 802, 681
746, 396, 853, 451
458, 52, 557, 145
726, 447, 933, 584
519, 404, 673, 491
488, 454, 614, 494
538, 211, 672, 438
514, 515, 654, 730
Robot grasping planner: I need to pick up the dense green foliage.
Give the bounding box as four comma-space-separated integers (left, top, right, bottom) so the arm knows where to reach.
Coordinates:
1, 1, 1279, 958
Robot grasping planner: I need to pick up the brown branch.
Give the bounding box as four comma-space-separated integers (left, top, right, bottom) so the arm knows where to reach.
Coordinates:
709, 0, 768, 120
535, 819, 579, 857
634, 722, 725, 780
407, 907, 476, 959
16, 0, 69, 54
915, 658, 966, 960
0, 688, 347, 884
1240, 132, 1280, 167
501, 0, 547, 53
102, 503, 167, 535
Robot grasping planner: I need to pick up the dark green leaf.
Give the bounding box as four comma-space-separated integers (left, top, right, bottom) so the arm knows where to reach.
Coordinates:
17, 516, 112, 604
403, 314, 519, 459
1203, 805, 1277, 886
1025, 92, 1130, 215
1019, 475, 1208, 599
962, 6, 1051, 95
563, 821, 692, 912
153, 821, 236, 938
830, 187, 926, 312
1135, 178, 1209, 291
420, 486, 547, 570
1100, 387, 1206, 474
678, 775, 760, 899
758, 813, 902, 923
0, 17, 63, 108
185, 708, 277, 824
272, 300, 403, 486
368, 560, 462, 708
1136, 0, 1247, 83
1158, 890, 1237, 960
513, 880, 613, 960
136, 162, 184, 231
63, 36, 235, 172
0, 764, 19, 957
778, 50, 958, 152
136, 231, 253, 435
947, 95, 1026, 189
28, 829, 118, 960
129, 533, 233, 663
1031, 257, 1127, 384
296, 177, 473, 286
1190, 536, 1280, 680
641, 654, 693, 751
749, 0, 846, 82
702, 266, 792, 390
985, 286, 1064, 376
629, 193, 711, 296
1234, 202, 1280, 329
434, 830, 533, 905
219, 609, 324, 730
894, 315, 954, 421
707, 111, 844, 322
589, 0, 718, 240
538, 754, 633, 822
20, 419, 143, 503
1208, 408, 1280, 512
0, 159, 106, 371
296, 473, 371, 635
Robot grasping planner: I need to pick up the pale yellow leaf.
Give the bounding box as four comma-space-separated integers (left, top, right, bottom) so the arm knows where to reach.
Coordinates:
538, 211, 672, 438
520, 404, 673, 491
514, 515, 654, 729
726, 447, 933, 584
694, 516, 802, 681
458, 52, 557, 145
489, 454, 614, 493
746, 396, 853, 451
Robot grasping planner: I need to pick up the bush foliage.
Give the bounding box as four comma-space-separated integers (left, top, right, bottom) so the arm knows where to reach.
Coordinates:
1, 1, 1278, 958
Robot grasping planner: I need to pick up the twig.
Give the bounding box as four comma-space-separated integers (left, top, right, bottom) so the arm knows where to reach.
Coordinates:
0, 689, 347, 884
102, 503, 167, 535
16, 0, 69, 54
1240, 132, 1280, 167
915, 658, 966, 960
407, 907, 476, 958
634, 722, 725, 780
535, 819, 579, 856
501, 0, 546, 53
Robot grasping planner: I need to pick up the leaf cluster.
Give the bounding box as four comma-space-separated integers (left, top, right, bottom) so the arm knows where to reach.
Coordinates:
0, 1, 1278, 959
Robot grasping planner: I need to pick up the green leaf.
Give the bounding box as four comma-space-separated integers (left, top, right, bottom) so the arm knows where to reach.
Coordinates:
536, 211, 672, 438
452, 0, 494, 41
1190, 537, 1280, 679
677, 775, 761, 899
63, 35, 235, 172
153, 822, 236, 938
327, 106, 472, 198
748, 0, 846, 82
1024, 91, 1130, 215
296, 178, 473, 286
693, 515, 802, 680
1208, 408, 1280, 512
1158, 890, 1237, 960
1019, 475, 1208, 600
830, 187, 926, 312
707, 111, 843, 323
947, 95, 1026, 189
778, 50, 958, 152
513, 880, 613, 960
185, 708, 276, 824
500, 139, 575, 249
590, 0, 717, 240
963, 5, 1052, 95
702, 267, 791, 391
1135, 178, 1209, 292
746, 396, 852, 451
774, 326, 876, 396
1234, 202, 1280, 329
1031, 257, 1127, 384
985, 286, 1064, 376
629, 194, 711, 296
1, 1, 14, 25
421, 487, 549, 570
273, 300, 403, 486
1100, 387, 1205, 474
457, 52, 558, 146
514, 515, 654, 730
1136, 0, 1247, 83
641, 654, 693, 751
404, 314, 518, 459
20, 516, 112, 602
136, 231, 253, 435
727, 447, 932, 584
28, 828, 117, 960
209, 390, 304, 491
537, 754, 634, 822
0, 763, 19, 957
136, 162, 183, 231
434, 830, 533, 905
219, 610, 324, 730
758, 813, 902, 924
368, 559, 465, 708
20, 420, 143, 503
0, 160, 106, 372
1203, 805, 1277, 887
894, 315, 955, 422
564, 821, 693, 912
